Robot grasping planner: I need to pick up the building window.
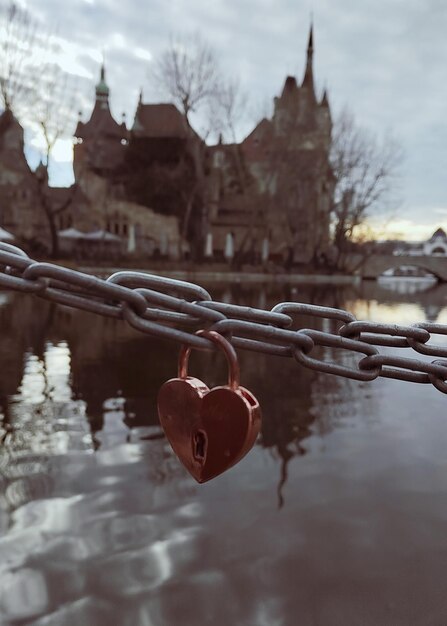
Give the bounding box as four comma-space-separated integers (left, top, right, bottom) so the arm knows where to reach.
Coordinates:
224, 232, 234, 260
213, 151, 224, 167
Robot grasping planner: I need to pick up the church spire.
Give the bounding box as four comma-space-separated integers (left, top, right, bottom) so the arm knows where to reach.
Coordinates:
302, 23, 315, 95
308, 22, 313, 53
320, 88, 329, 108
95, 62, 110, 103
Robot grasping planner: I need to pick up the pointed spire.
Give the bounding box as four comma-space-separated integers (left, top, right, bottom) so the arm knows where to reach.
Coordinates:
302, 23, 315, 95
35, 159, 48, 184
320, 88, 329, 108
281, 75, 298, 98
307, 22, 314, 53
132, 89, 144, 131
95, 61, 109, 102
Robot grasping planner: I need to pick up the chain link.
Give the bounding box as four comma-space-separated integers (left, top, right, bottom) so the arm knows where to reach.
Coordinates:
2, 242, 447, 395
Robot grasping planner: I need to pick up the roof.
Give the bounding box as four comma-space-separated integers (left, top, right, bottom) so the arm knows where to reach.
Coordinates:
429, 228, 447, 241
75, 62, 125, 142
132, 103, 188, 139
302, 24, 315, 92
44, 185, 88, 210
75, 100, 126, 141
0, 110, 32, 176
45, 186, 72, 203
320, 89, 330, 108
240, 118, 274, 162
0, 109, 18, 139
96, 64, 109, 99
58, 228, 84, 239
83, 229, 121, 242
280, 76, 298, 99
0, 226, 15, 241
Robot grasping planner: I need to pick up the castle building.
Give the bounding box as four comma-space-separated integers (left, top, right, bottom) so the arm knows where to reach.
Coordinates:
1, 26, 333, 263
122, 94, 196, 228
207, 26, 334, 264
0, 109, 48, 246
74, 64, 128, 179
0, 107, 96, 253
73, 66, 181, 256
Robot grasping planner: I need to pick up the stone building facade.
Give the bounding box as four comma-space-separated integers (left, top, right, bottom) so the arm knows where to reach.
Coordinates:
207, 27, 334, 264
1, 26, 333, 264
73, 68, 182, 257
0, 110, 46, 246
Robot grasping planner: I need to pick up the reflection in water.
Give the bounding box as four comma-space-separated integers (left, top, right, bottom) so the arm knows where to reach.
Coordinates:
1, 282, 447, 624
378, 275, 438, 295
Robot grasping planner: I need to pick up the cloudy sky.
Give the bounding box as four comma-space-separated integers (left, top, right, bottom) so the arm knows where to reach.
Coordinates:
17, 0, 447, 240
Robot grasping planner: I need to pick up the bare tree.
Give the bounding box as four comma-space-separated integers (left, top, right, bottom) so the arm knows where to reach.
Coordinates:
203, 76, 269, 266
1, 1, 79, 257
213, 77, 249, 179
152, 32, 220, 125
32, 61, 78, 256
150, 32, 222, 248
0, 1, 38, 112
240, 109, 332, 268
330, 108, 403, 267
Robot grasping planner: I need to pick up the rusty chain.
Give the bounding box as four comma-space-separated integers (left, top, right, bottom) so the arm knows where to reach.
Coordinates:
2, 241, 447, 394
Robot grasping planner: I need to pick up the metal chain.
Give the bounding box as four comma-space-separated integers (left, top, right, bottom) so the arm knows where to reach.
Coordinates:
2, 242, 447, 394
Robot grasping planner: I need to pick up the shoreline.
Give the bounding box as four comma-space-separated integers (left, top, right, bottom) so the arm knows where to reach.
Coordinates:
79, 266, 361, 285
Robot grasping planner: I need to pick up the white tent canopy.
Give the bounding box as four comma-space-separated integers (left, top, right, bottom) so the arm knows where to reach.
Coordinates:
83, 230, 121, 242
0, 227, 15, 241
58, 228, 84, 239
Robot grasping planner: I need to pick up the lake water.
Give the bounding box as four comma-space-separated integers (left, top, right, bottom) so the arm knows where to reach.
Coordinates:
1, 279, 447, 625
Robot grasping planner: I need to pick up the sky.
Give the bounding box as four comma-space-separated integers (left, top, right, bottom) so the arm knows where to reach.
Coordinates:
10, 0, 447, 241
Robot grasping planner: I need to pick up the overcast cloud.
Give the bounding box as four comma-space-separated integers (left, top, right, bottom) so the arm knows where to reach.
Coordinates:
18, 0, 447, 239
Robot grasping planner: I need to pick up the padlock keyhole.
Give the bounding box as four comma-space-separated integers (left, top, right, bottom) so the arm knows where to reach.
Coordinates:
193, 430, 207, 461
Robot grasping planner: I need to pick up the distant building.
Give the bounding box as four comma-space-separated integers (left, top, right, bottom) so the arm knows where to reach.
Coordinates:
1, 26, 333, 263
0, 109, 45, 245
74, 64, 128, 178
423, 228, 447, 255
73, 68, 181, 257
393, 228, 447, 257
207, 26, 334, 264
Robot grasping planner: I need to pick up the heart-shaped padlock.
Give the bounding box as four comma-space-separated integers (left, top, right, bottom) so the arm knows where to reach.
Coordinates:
157, 330, 261, 483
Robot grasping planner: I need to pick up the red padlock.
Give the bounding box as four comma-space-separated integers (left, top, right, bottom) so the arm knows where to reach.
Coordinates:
157, 330, 261, 483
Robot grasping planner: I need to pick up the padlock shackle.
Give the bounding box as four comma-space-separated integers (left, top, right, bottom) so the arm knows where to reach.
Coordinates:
178, 329, 240, 390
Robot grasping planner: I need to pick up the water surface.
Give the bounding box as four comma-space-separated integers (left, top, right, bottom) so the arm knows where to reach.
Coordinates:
1, 279, 447, 625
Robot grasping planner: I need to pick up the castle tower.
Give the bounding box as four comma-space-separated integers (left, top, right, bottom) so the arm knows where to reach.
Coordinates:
271, 24, 324, 137
317, 88, 332, 137
234, 23, 334, 264
301, 24, 315, 96
73, 62, 128, 179
95, 63, 110, 107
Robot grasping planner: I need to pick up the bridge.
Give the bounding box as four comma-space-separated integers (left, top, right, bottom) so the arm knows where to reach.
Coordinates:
345, 254, 447, 281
